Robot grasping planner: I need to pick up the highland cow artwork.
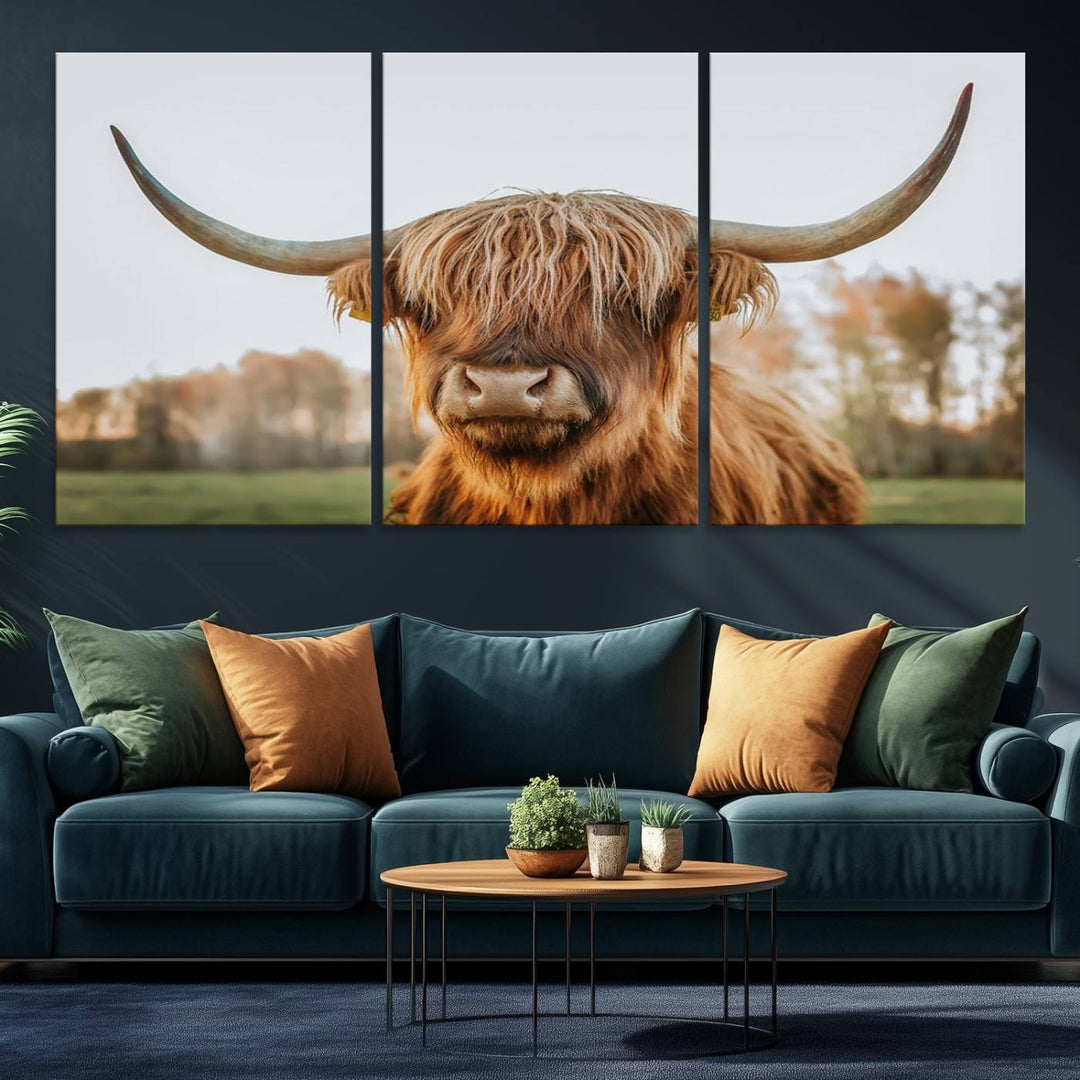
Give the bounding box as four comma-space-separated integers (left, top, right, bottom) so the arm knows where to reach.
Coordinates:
56, 53, 373, 524
380, 53, 699, 525
55, 51, 1023, 528
709, 53, 1024, 524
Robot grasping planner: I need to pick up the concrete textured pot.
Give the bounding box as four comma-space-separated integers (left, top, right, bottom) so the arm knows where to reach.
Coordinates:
505, 846, 587, 878
586, 821, 630, 879
639, 825, 684, 873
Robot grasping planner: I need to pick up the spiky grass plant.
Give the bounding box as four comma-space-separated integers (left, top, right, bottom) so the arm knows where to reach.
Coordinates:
640, 799, 694, 830
507, 776, 587, 851
0, 402, 41, 650
585, 774, 624, 824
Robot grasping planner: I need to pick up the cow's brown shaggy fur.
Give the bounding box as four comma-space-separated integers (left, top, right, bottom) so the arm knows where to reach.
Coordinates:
327, 192, 865, 525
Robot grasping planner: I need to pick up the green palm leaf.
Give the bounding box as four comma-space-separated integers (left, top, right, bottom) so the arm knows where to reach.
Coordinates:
0, 610, 28, 651
0, 403, 42, 461
0, 506, 31, 530
0, 402, 42, 651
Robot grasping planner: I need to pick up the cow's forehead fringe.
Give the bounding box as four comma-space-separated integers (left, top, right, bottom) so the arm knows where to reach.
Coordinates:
391, 192, 697, 332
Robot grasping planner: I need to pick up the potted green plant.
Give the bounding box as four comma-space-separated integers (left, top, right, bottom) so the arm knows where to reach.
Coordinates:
506, 775, 587, 878
0, 403, 40, 650
639, 799, 694, 873
585, 775, 629, 880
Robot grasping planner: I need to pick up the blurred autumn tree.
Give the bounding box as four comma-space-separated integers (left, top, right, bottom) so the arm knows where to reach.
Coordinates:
877, 272, 955, 475
713, 264, 1024, 480
57, 349, 370, 471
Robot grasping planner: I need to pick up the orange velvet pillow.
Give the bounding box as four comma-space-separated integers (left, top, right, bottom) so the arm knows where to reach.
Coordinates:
201, 621, 401, 801
688, 622, 890, 797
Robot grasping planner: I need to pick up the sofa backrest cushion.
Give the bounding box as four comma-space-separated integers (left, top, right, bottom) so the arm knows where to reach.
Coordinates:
398, 610, 703, 794
703, 613, 1041, 729
48, 626, 101, 728
998, 630, 1042, 725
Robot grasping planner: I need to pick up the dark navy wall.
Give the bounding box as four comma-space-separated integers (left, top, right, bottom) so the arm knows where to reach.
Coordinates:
2, 2, 1076, 714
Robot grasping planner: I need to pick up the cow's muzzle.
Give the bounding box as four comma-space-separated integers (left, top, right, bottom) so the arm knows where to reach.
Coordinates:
438, 363, 592, 425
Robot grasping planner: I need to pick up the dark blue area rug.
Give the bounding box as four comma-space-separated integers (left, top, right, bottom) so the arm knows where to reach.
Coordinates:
1, 979, 1077, 1079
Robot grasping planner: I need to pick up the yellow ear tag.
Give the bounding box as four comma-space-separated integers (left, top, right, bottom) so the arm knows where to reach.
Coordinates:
348, 304, 372, 323
709, 304, 730, 321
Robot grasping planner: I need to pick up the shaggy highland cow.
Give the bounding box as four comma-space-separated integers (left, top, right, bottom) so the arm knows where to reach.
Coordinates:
110, 84, 971, 525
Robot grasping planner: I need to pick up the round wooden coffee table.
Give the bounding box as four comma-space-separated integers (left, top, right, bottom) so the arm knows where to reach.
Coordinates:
380, 859, 786, 1058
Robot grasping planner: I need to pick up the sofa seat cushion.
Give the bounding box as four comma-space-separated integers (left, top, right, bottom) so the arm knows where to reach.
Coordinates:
370, 788, 723, 905
54, 787, 372, 911
721, 788, 1050, 911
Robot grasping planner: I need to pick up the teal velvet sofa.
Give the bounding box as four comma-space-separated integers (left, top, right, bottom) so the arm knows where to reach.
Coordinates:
2, 609, 1077, 963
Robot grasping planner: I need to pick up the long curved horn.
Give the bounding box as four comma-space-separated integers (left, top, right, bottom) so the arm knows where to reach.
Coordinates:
111, 126, 379, 274
710, 84, 973, 263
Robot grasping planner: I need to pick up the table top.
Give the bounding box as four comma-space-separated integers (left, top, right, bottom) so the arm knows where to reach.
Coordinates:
380, 860, 786, 901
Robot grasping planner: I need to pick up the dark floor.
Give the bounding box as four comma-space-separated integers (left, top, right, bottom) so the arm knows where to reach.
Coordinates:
2, 961, 1078, 1080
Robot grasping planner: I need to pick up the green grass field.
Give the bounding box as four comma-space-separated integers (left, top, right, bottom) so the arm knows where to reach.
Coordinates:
57, 469, 371, 525
385, 473, 1024, 524
57, 470, 1022, 526
864, 478, 1024, 525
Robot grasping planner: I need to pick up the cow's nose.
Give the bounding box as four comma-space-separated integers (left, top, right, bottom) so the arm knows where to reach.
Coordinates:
461, 365, 551, 417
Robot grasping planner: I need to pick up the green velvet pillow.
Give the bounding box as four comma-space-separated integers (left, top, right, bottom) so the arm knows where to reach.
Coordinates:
44, 610, 248, 792
837, 609, 1027, 793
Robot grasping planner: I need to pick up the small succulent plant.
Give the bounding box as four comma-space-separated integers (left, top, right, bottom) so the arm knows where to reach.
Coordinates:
584, 775, 624, 824
640, 799, 694, 830
507, 776, 587, 851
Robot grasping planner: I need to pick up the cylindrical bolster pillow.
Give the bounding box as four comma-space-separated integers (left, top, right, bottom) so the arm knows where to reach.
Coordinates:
975, 723, 1058, 803
46, 726, 122, 801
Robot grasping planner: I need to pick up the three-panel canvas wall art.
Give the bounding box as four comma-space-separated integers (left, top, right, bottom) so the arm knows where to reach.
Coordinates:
55, 52, 1025, 526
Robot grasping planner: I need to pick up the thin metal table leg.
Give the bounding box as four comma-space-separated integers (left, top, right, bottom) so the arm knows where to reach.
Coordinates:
385, 885, 393, 1031
589, 902, 596, 1016
410, 892, 416, 1023
722, 895, 729, 1022
531, 901, 539, 1057
441, 893, 447, 1020
421, 893, 428, 1047
743, 892, 751, 1050
771, 887, 778, 1036
565, 903, 572, 1015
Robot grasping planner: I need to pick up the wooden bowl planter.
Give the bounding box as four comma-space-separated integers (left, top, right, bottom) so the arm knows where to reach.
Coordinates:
506, 846, 587, 878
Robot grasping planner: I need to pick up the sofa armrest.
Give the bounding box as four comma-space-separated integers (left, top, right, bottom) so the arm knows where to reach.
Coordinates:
0, 712, 68, 958
1027, 713, 1080, 956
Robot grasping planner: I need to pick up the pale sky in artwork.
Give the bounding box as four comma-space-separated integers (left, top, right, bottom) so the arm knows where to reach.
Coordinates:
711, 52, 1024, 289
56, 53, 370, 398
384, 52, 696, 223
